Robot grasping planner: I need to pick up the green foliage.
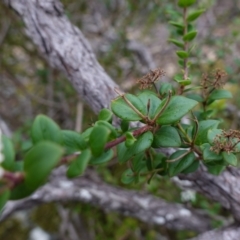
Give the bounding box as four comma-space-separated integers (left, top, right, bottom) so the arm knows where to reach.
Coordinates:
1, 0, 238, 217
24, 142, 64, 191
1, 136, 15, 171
67, 149, 91, 178
31, 115, 62, 144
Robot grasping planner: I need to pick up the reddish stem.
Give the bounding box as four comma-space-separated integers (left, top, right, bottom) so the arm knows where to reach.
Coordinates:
3, 171, 25, 188
104, 125, 153, 150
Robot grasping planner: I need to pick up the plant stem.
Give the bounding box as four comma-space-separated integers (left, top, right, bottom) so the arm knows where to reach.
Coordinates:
105, 125, 153, 150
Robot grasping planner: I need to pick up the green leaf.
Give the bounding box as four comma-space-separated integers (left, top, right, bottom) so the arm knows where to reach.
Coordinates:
120, 120, 129, 132
187, 9, 205, 22
153, 126, 181, 147
67, 149, 91, 178
168, 21, 184, 29
202, 144, 222, 162
10, 182, 35, 200
156, 96, 198, 125
181, 160, 199, 174
159, 83, 175, 97
183, 31, 197, 41
31, 115, 62, 144
178, 0, 196, 7
0, 190, 10, 212
207, 129, 223, 144
168, 151, 196, 177
62, 130, 87, 154
81, 127, 93, 142
222, 152, 237, 166
89, 126, 110, 157
208, 90, 232, 102
168, 38, 184, 48
205, 163, 225, 175
186, 93, 204, 102
194, 120, 220, 145
1, 136, 15, 171
176, 51, 189, 59
95, 120, 118, 139
90, 149, 114, 164
132, 153, 145, 172
138, 91, 162, 119
117, 131, 153, 163
24, 142, 64, 190
98, 108, 113, 122
125, 132, 137, 148
111, 94, 145, 121
121, 169, 135, 184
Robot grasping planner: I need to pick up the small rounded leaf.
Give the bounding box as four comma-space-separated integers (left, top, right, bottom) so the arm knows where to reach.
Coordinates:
183, 31, 197, 41
98, 108, 113, 122
153, 126, 181, 147
24, 141, 64, 191
67, 149, 91, 178
89, 126, 110, 157
1, 136, 15, 171
0, 190, 10, 212
222, 152, 237, 166
31, 115, 62, 144
178, 0, 196, 7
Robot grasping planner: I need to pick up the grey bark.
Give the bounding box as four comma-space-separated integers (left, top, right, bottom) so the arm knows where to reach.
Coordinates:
3, 0, 117, 113
2, 0, 240, 239
1, 167, 212, 233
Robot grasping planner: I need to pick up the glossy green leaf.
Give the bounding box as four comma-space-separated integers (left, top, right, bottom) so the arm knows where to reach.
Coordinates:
222, 152, 237, 166
159, 83, 175, 97
153, 126, 181, 147
95, 120, 118, 139
194, 120, 220, 145
186, 93, 204, 102
176, 51, 189, 59
90, 149, 114, 165
81, 127, 93, 142
138, 91, 162, 119
121, 169, 135, 184
117, 131, 153, 163
111, 94, 145, 121
24, 141, 64, 190
120, 120, 129, 132
98, 108, 113, 122
168, 38, 184, 48
207, 129, 223, 144
205, 163, 225, 175
169, 21, 184, 29
202, 144, 222, 162
208, 90, 232, 102
31, 115, 62, 144
67, 149, 91, 178
125, 132, 137, 148
187, 9, 205, 22
89, 126, 110, 157
0, 190, 10, 212
181, 160, 199, 174
62, 130, 87, 153
10, 182, 35, 200
1, 136, 15, 171
132, 153, 145, 172
178, 0, 196, 7
168, 150, 196, 177
156, 96, 198, 125
183, 31, 197, 41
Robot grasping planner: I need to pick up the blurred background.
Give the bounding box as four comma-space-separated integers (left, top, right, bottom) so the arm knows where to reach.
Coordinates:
0, 0, 240, 239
